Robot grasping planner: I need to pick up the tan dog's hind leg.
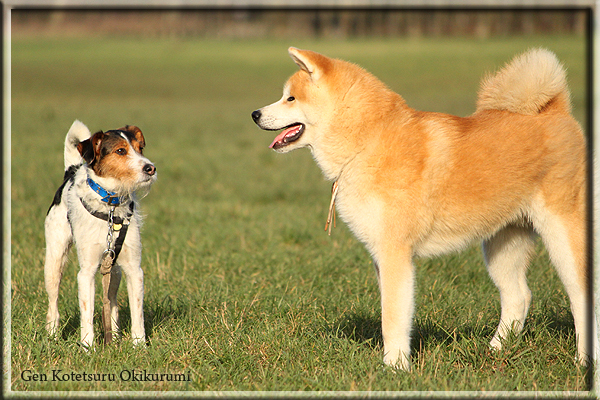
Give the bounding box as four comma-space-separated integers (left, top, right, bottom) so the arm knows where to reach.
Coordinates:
483, 224, 535, 350
532, 200, 590, 364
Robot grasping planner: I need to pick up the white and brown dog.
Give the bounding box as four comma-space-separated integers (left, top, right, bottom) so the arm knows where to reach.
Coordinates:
44, 120, 156, 348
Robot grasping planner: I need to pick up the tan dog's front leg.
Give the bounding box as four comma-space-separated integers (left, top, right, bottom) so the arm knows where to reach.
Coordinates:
376, 247, 415, 371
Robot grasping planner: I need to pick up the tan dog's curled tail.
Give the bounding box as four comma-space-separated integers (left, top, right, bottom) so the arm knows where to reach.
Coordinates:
476, 48, 571, 116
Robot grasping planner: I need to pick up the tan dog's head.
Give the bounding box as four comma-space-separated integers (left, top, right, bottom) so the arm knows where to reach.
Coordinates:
252, 47, 337, 153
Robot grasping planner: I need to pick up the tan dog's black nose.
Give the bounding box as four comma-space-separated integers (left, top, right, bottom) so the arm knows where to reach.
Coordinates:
251, 110, 261, 123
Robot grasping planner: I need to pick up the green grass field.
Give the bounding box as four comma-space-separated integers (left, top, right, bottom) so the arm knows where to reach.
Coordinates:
9, 35, 590, 393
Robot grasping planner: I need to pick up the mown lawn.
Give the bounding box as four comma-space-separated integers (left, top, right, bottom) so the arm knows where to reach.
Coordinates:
9, 35, 590, 393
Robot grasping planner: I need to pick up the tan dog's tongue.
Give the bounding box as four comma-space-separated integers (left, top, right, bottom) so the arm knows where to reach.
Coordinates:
269, 125, 302, 148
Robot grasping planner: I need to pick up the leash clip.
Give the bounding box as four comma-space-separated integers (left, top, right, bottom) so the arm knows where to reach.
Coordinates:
100, 205, 117, 275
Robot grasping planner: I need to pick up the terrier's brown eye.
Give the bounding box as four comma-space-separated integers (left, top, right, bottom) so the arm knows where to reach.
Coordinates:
287, 96, 295, 102
116, 148, 127, 156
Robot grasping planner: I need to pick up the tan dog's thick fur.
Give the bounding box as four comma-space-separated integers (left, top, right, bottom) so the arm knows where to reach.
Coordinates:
252, 48, 592, 370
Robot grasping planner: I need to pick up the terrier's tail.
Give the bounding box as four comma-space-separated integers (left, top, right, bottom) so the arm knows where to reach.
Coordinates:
64, 120, 91, 170
476, 48, 572, 116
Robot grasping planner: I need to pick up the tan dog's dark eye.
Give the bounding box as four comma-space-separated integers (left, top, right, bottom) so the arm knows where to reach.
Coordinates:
116, 148, 127, 156
287, 96, 295, 102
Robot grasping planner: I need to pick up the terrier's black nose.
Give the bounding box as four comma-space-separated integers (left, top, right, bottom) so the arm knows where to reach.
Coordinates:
143, 164, 156, 176
251, 110, 261, 122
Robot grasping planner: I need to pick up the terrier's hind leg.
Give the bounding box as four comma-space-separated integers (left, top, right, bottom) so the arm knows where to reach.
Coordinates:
44, 206, 72, 337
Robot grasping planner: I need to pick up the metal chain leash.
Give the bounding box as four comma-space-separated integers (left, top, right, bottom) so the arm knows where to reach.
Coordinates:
100, 205, 117, 275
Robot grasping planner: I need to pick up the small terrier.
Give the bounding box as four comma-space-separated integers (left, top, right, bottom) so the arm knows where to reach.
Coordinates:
44, 120, 157, 348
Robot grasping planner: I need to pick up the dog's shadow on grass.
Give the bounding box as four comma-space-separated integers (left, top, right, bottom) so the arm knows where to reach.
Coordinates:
58, 296, 189, 346
60, 312, 81, 341
120, 296, 190, 344
331, 311, 383, 349
331, 309, 578, 356
330, 311, 474, 354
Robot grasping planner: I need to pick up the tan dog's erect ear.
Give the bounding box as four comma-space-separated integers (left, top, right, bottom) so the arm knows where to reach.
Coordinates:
288, 47, 331, 80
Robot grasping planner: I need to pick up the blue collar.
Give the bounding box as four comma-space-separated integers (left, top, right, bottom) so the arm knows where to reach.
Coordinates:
87, 177, 123, 206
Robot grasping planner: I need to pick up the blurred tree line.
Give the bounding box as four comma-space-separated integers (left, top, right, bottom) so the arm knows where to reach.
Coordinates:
12, 9, 587, 39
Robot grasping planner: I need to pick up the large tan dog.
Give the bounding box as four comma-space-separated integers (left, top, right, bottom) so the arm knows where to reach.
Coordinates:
252, 47, 591, 371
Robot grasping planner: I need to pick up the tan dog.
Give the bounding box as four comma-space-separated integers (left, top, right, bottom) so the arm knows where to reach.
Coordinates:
252, 47, 592, 370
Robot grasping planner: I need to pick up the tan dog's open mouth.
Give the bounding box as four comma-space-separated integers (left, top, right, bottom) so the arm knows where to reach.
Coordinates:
269, 123, 305, 149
